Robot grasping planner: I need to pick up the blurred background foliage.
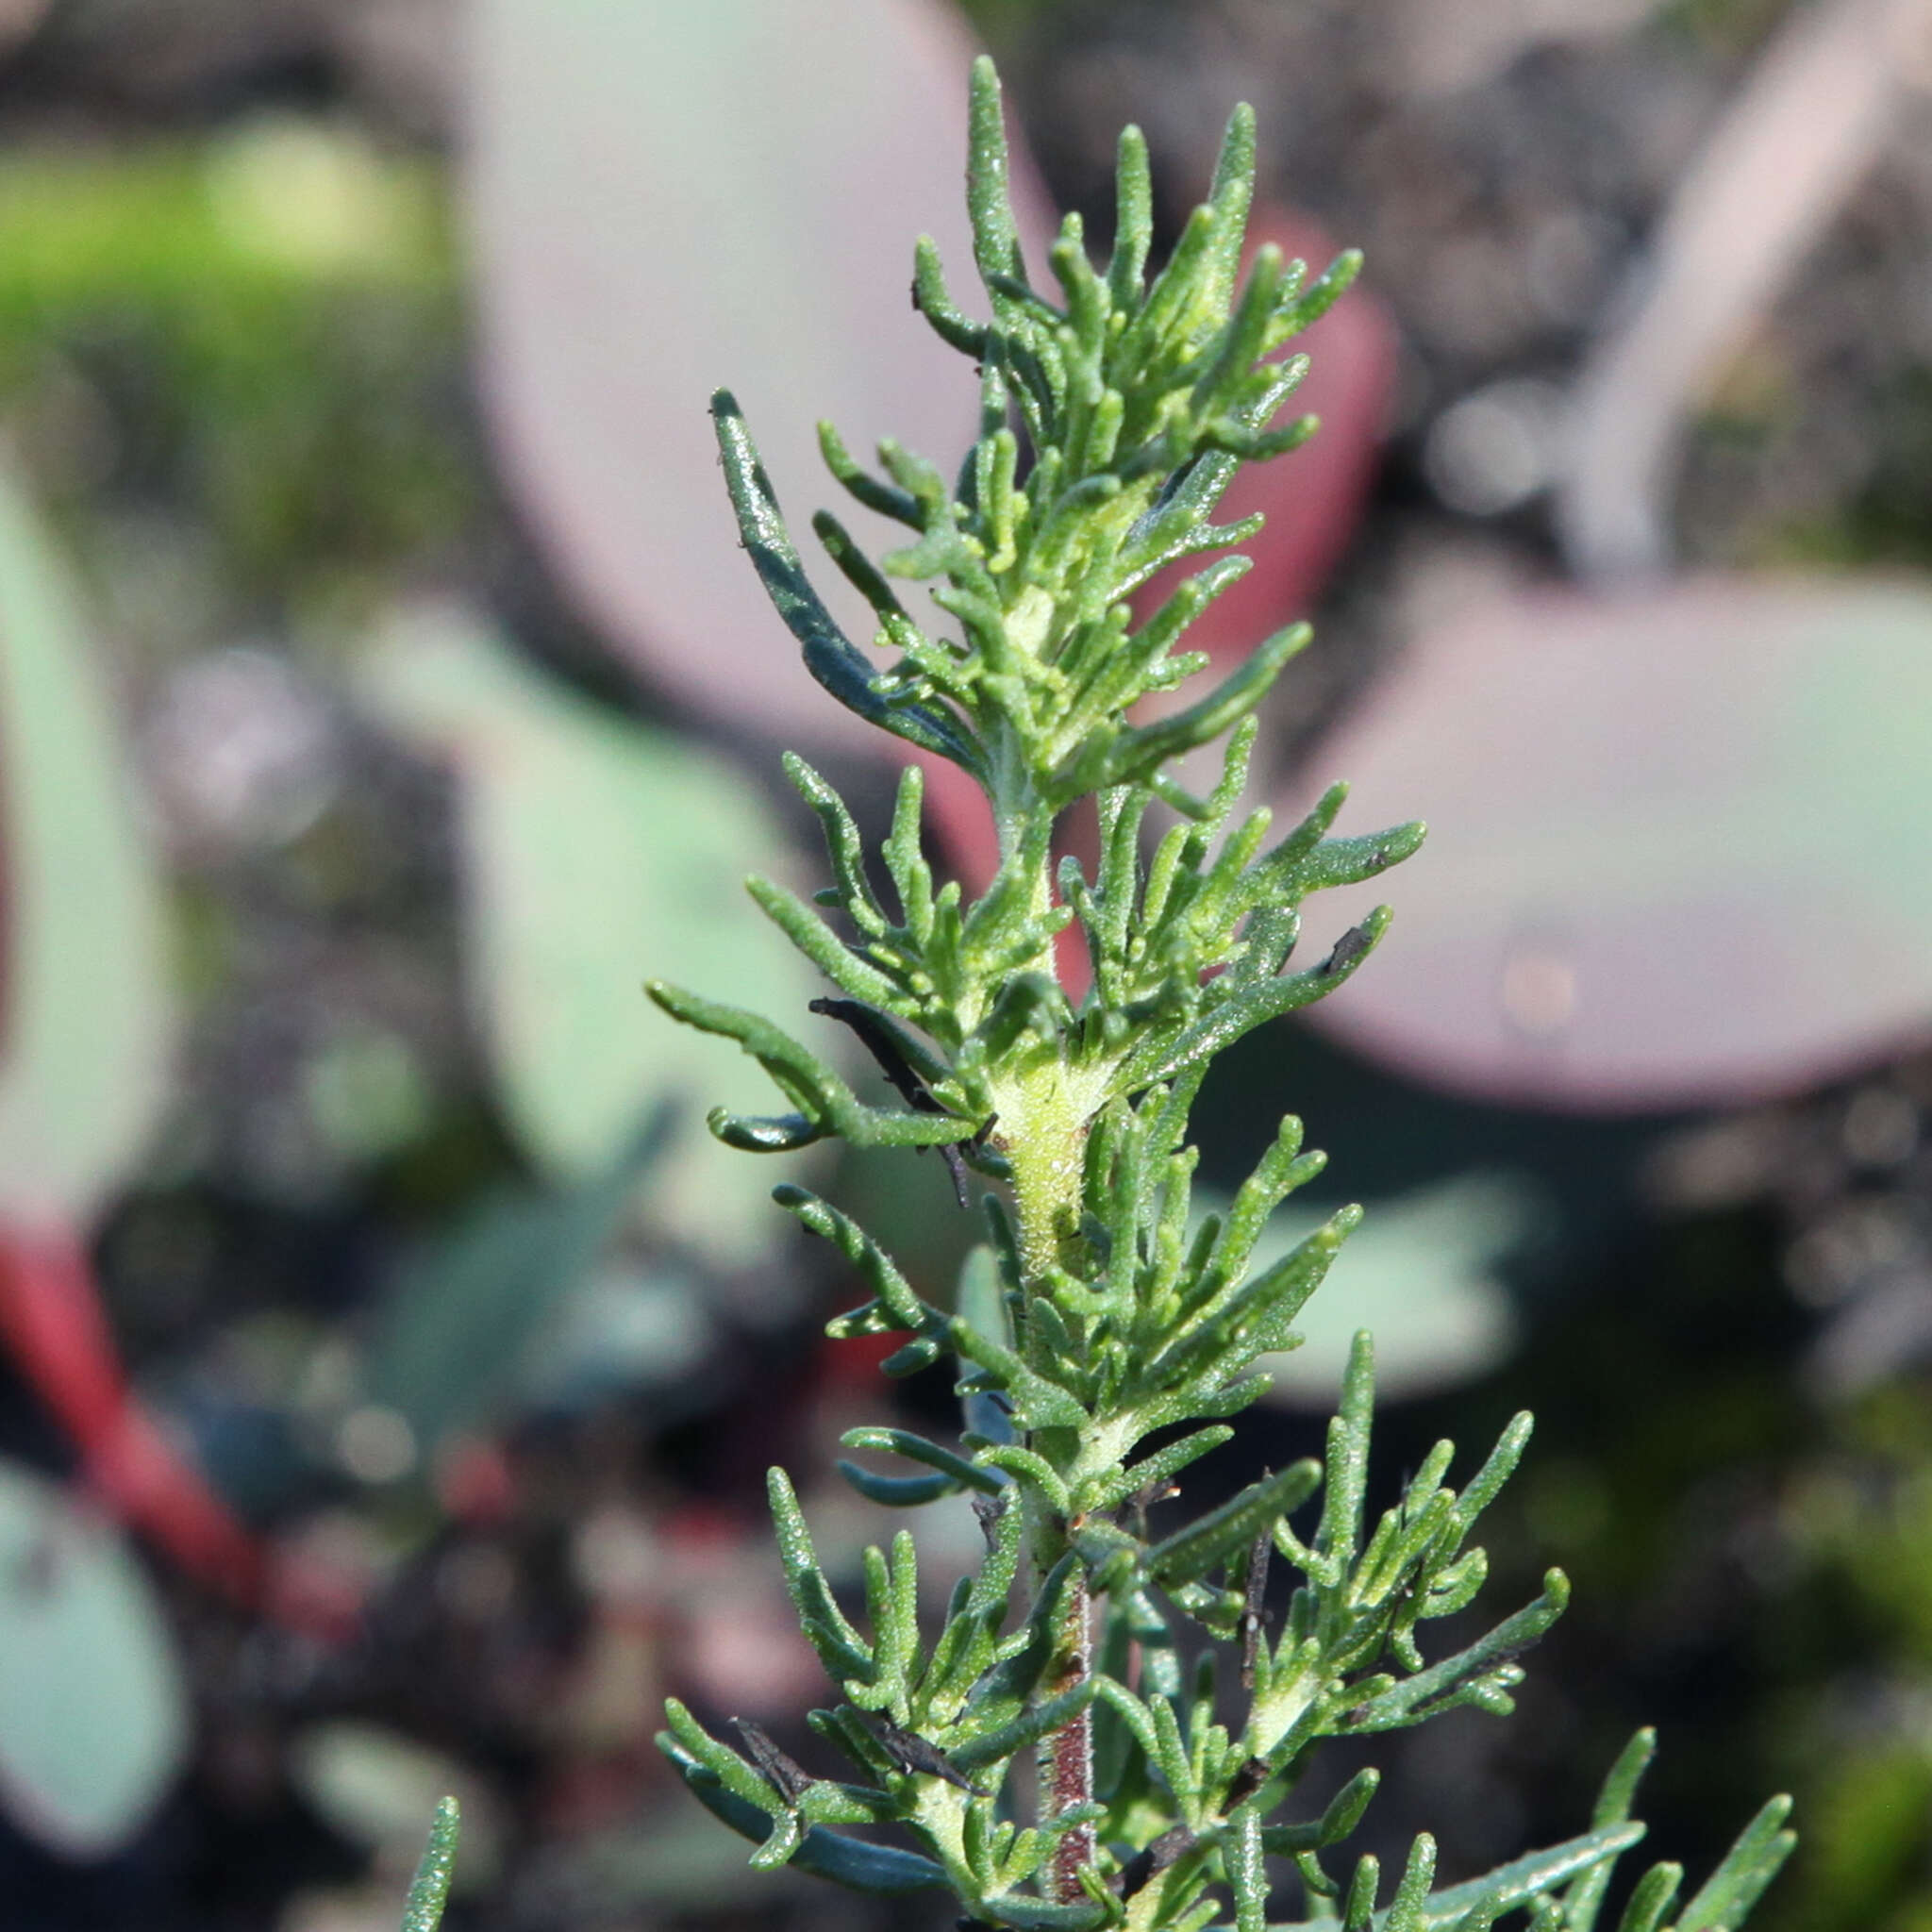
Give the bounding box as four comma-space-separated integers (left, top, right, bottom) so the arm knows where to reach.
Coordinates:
0, 0, 1926, 1927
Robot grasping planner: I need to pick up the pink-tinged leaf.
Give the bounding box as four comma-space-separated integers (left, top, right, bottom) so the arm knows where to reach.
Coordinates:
918, 750, 1003, 894
1140, 205, 1398, 673
1294, 575, 1932, 1111
466, 0, 1055, 755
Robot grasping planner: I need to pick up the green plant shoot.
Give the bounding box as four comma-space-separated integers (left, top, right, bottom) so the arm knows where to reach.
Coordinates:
638, 58, 1795, 1932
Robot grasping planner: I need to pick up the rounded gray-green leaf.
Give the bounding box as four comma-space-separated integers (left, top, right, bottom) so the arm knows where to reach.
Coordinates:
0, 1459, 189, 1856
0, 468, 172, 1220
358, 605, 824, 1268
291, 1722, 498, 1890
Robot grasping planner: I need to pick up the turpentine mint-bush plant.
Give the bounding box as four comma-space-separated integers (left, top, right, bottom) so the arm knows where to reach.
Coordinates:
633, 60, 1792, 1932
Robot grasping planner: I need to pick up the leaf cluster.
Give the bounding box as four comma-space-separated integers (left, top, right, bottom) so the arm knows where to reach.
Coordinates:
632, 51, 1793, 1932
645, 61, 1418, 1176
658, 1326, 1791, 1932
646, 727, 1417, 1175
714, 59, 1356, 807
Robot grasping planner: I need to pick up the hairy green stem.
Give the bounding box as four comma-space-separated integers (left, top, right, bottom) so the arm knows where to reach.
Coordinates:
991, 802, 1098, 1903
1000, 924, 1096, 1895
1000, 1097, 1084, 1276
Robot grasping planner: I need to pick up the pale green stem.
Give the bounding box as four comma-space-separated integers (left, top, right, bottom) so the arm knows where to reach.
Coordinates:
997, 853, 1096, 1901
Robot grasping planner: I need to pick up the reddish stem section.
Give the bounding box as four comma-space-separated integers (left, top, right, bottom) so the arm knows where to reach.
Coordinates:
1045, 1569, 1094, 1900
0, 1219, 262, 1602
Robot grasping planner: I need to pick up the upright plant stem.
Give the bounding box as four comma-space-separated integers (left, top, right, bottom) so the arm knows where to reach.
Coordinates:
1042, 1567, 1095, 1898
645, 55, 1794, 1932
1006, 1014, 1097, 1902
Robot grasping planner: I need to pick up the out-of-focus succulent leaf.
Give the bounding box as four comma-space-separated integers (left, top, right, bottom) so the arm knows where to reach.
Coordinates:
0, 466, 171, 1221
465, 0, 1054, 754
0, 2, 47, 56
515, 1262, 712, 1415
1299, 577, 1932, 1111
358, 604, 821, 1266
0, 1457, 189, 1857
291, 1722, 498, 1890
0, 125, 445, 310
1219, 1174, 1532, 1404
362, 1115, 674, 1456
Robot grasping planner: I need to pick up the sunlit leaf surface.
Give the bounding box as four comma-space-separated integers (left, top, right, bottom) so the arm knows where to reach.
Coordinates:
1139, 206, 1397, 675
